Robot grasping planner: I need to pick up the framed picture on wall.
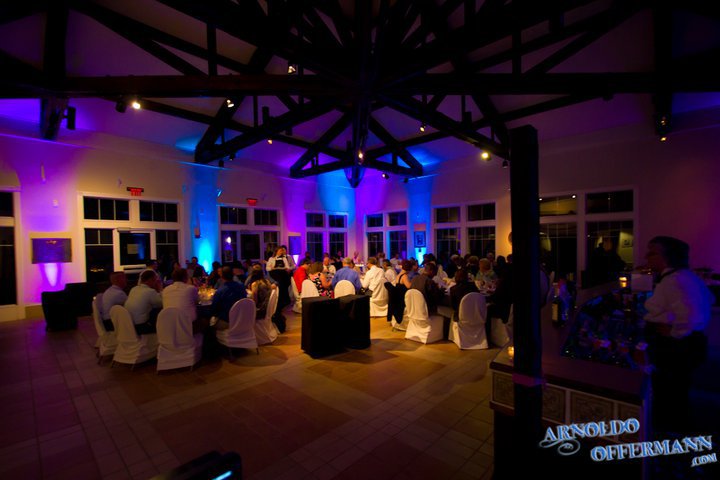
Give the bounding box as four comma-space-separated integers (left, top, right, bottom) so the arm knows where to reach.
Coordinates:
414, 231, 426, 247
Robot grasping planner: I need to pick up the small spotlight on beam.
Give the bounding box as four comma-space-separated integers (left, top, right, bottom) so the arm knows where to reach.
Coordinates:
659, 135, 668, 142
480, 150, 490, 161
267, 138, 273, 145
419, 123, 426, 132
358, 151, 364, 160
225, 99, 235, 108
131, 100, 141, 110
287, 63, 297, 75
382, 173, 389, 180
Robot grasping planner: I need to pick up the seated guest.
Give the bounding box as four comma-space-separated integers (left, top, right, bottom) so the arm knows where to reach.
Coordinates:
477, 258, 498, 287
331, 257, 363, 292
308, 262, 333, 297
395, 260, 413, 288
162, 268, 198, 321
450, 269, 479, 314
466, 255, 480, 280
211, 266, 247, 330
383, 259, 397, 284
322, 255, 336, 278
247, 265, 276, 319
352, 250, 363, 265
232, 263, 247, 284
410, 262, 444, 315
101, 271, 128, 331
361, 257, 385, 294
389, 252, 402, 271
294, 258, 311, 293
138, 259, 161, 285
206, 261, 223, 288
125, 270, 163, 334
186, 256, 207, 281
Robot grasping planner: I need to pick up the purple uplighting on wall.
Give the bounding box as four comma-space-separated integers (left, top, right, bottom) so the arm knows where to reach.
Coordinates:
0, 99, 40, 124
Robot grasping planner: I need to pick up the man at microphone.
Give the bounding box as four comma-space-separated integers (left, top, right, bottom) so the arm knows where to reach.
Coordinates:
266, 245, 296, 310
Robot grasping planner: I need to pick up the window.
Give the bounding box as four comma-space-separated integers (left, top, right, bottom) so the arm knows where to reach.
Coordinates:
388, 211, 407, 226
139, 201, 178, 223
467, 226, 495, 257
306, 213, 324, 228
85, 228, 114, 285
119, 232, 150, 266
435, 228, 459, 257
221, 231, 238, 263
307, 232, 323, 262
329, 214, 347, 228
539, 223, 577, 281
367, 214, 383, 228
220, 206, 248, 225
0, 192, 13, 217
388, 231, 407, 259
467, 203, 495, 221
83, 197, 129, 221
586, 190, 633, 214
0, 226, 16, 305
435, 206, 460, 223
264, 232, 279, 260
156, 230, 179, 266
540, 195, 577, 216
585, 220, 634, 287
367, 232, 383, 257
254, 209, 278, 226
329, 232, 346, 258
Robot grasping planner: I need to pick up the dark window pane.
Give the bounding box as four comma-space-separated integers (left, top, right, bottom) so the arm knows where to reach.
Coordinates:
0, 226, 17, 304
83, 197, 99, 220
166, 203, 178, 223
367, 232, 383, 257
119, 232, 150, 265
329, 232, 345, 257
139, 201, 153, 221
329, 215, 346, 228
367, 214, 383, 228
166, 230, 178, 244
388, 230, 407, 258
435, 207, 460, 224
115, 200, 129, 220
254, 209, 278, 226
584, 220, 634, 288
85, 245, 114, 286
586, 190, 633, 214
306, 232, 323, 262
220, 207, 230, 224
435, 228, 459, 256
0, 227, 14, 245
388, 211, 407, 226
468, 226, 496, 257
468, 203, 496, 221
99, 229, 113, 244
540, 223, 577, 281
306, 213, 324, 228
152, 202, 165, 222
540, 195, 578, 216
238, 208, 247, 225
99, 199, 114, 220
156, 230, 167, 243
0, 192, 13, 217
85, 228, 98, 245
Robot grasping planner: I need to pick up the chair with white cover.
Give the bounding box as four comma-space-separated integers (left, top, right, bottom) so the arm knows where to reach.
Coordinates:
290, 279, 302, 313
92, 294, 117, 363
110, 305, 158, 369
490, 305, 512, 347
368, 277, 389, 318
216, 298, 258, 357
403, 289, 444, 344
156, 307, 203, 372
334, 280, 355, 298
254, 287, 279, 345
449, 293, 488, 350
301, 279, 320, 298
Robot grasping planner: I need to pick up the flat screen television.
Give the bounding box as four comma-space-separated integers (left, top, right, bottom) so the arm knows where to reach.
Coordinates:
32, 238, 72, 263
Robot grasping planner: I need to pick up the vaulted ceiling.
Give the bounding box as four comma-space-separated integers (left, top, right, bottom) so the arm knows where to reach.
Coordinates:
2, 0, 720, 186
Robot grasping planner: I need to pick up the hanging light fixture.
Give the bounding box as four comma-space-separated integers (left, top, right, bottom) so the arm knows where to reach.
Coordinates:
131, 99, 142, 110
419, 123, 426, 132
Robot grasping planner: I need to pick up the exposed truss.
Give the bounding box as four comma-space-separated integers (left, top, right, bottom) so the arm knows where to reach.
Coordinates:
1, 0, 716, 186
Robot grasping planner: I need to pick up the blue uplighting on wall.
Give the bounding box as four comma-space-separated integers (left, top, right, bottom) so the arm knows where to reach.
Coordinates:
187, 167, 220, 272
175, 136, 201, 153
407, 146, 442, 167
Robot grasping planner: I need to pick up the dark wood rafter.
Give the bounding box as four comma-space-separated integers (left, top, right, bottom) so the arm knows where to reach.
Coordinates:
289, 112, 353, 177
40, 1, 69, 140
653, 1, 673, 137
366, 117, 423, 176
0, 2, 50, 27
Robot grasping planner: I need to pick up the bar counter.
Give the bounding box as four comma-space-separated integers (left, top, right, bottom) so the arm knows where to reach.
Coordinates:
490, 282, 651, 478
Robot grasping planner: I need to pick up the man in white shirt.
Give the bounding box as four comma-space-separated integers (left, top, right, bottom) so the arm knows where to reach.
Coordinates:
382, 260, 397, 284
361, 257, 386, 294
322, 255, 336, 279
101, 271, 128, 331
125, 270, 163, 334
162, 268, 198, 322
643, 235, 713, 434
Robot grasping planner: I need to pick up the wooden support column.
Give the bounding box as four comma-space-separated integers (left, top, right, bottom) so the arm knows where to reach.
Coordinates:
509, 125, 543, 474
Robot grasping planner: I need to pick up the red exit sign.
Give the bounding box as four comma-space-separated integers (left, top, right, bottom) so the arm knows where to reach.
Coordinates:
127, 187, 144, 196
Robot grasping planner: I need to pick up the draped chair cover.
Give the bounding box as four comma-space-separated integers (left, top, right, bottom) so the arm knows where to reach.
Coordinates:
156, 307, 203, 371
385, 282, 407, 331
254, 287, 279, 345
368, 274, 388, 318
92, 293, 117, 360
290, 278, 302, 313
403, 289, 444, 344
216, 298, 258, 351
110, 305, 158, 367
334, 280, 355, 298
301, 279, 320, 298
449, 292, 488, 350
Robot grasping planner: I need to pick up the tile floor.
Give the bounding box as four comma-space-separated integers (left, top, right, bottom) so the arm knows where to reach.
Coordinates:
0, 309, 498, 480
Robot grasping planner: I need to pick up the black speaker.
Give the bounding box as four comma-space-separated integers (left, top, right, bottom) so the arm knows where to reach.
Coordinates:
41, 291, 77, 331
